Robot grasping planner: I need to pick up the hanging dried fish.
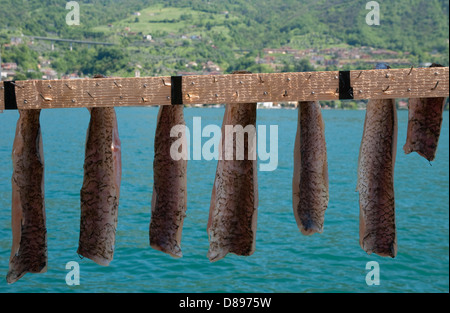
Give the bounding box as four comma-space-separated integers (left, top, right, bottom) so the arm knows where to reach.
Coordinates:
207, 71, 258, 262
292, 101, 329, 236
150, 105, 188, 258
7, 109, 47, 284
78, 107, 122, 266
357, 99, 398, 258
404, 64, 447, 162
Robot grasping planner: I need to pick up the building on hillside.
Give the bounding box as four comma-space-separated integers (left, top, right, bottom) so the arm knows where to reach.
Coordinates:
61, 73, 81, 79
203, 61, 221, 73
10, 37, 23, 45
1, 70, 16, 79
1, 62, 18, 70
41, 68, 58, 80
186, 61, 198, 68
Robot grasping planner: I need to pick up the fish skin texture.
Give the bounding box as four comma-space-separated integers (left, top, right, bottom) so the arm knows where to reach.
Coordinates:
207, 97, 258, 262
403, 97, 447, 162
78, 107, 121, 266
292, 101, 329, 236
7, 109, 47, 284
150, 105, 188, 258
357, 99, 398, 258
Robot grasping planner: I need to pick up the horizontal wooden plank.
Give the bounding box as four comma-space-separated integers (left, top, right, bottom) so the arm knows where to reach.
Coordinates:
351, 67, 449, 100
182, 71, 340, 105
9, 67, 450, 110
0, 81, 4, 111
15, 77, 172, 109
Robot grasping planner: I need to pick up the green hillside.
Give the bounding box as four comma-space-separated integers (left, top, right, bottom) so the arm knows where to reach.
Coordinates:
1, 0, 448, 79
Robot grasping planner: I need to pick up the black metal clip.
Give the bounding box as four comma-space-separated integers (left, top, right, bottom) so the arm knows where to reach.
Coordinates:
4, 81, 18, 110
171, 76, 183, 105
338, 71, 354, 100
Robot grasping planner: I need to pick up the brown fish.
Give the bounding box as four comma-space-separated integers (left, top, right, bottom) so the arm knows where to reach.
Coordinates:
357, 99, 397, 258
7, 109, 47, 284
78, 107, 122, 266
403, 69, 447, 161
150, 105, 188, 258
207, 72, 258, 262
292, 101, 329, 236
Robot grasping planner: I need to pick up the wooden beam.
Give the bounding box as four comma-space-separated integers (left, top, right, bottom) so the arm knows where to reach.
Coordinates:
8, 67, 450, 110
0, 81, 4, 111
14, 77, 172, 109
182, 71, 340, 105
351, 67, 448, 100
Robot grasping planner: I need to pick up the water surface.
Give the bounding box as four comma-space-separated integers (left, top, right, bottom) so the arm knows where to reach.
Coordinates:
0, 108, 448, 293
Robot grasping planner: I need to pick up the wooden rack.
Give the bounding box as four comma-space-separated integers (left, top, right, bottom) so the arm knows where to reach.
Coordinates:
0, 67, 448, 111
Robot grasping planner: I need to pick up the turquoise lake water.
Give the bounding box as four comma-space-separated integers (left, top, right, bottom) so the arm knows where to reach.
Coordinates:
0, 107, 448, 293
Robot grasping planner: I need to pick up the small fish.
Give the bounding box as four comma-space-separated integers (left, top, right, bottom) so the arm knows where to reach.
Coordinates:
78, 107, 122, 266
357, 99, 397, 258
403, 89, 447, 161
207, 74, 258, 262
292, 101, 329, 236
150, 105, 188, 258
7, 109, 47, 284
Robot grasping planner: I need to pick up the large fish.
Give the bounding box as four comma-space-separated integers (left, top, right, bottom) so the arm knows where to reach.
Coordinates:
292, 101, 329, 236
78, 107, 122, 266
403, 65, 447, 162
357, 99, 398, 258
150, 105, 188, 258
7, 109, 47, 284
207, 72, 258, 262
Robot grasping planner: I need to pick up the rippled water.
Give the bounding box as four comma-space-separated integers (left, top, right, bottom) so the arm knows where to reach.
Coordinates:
0, 108, 448, 293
